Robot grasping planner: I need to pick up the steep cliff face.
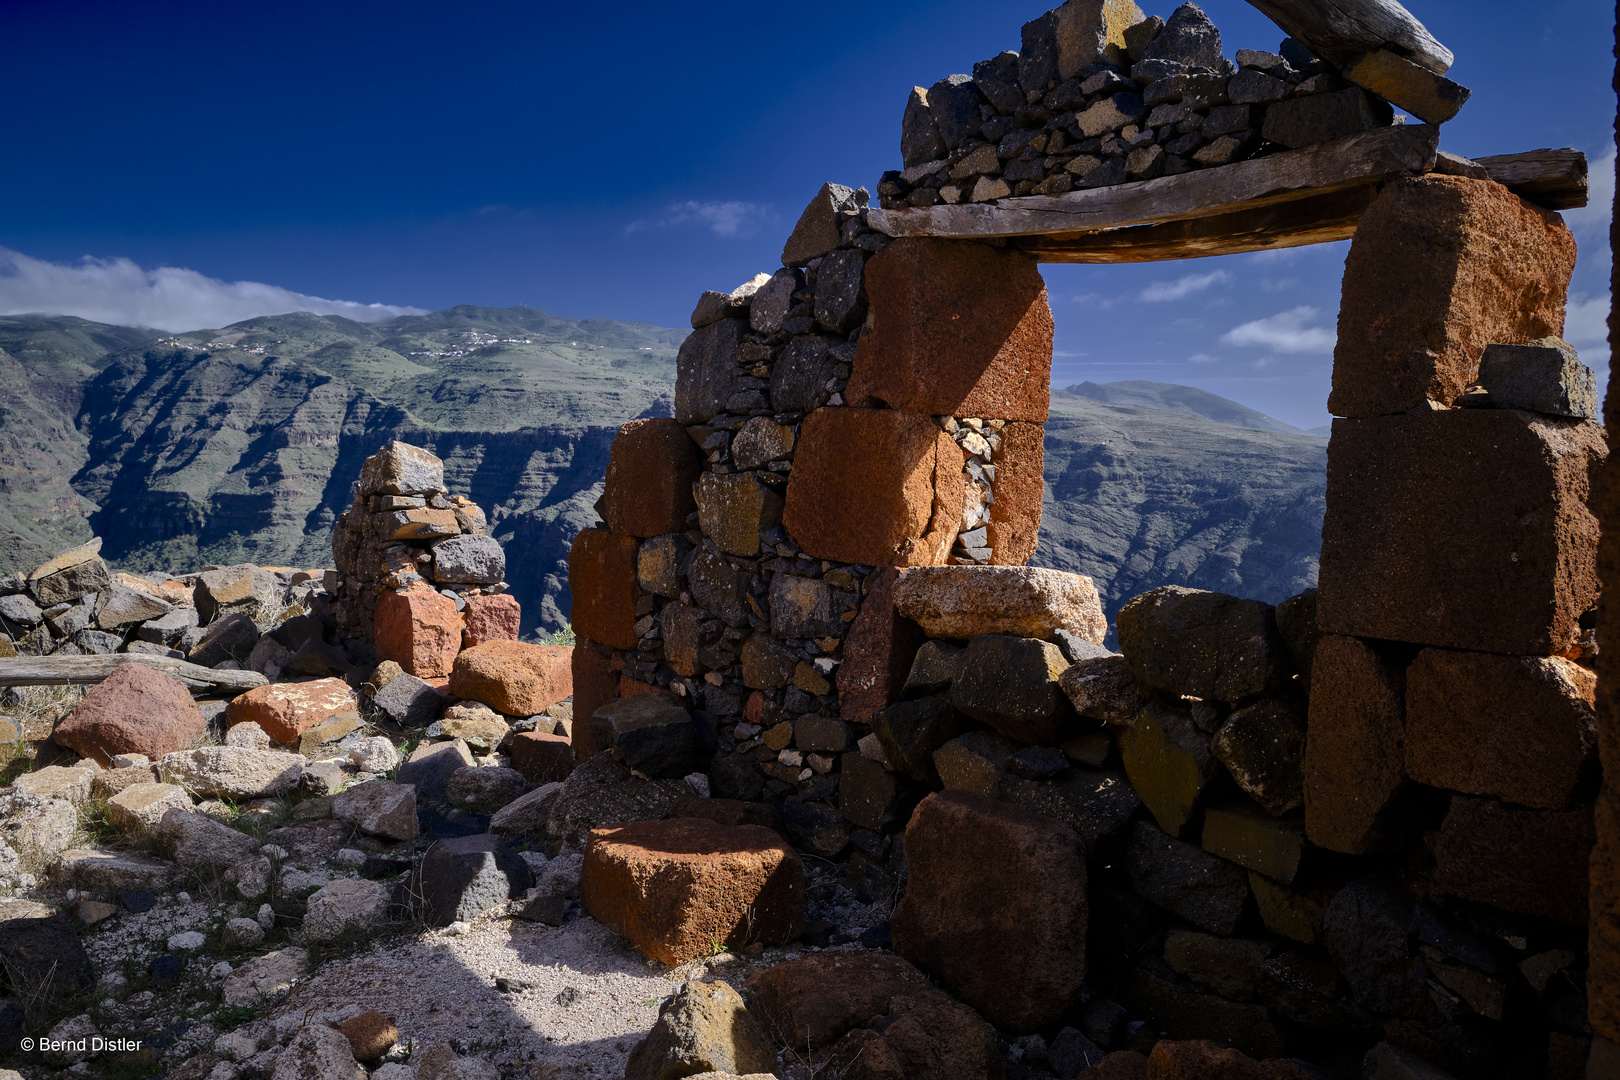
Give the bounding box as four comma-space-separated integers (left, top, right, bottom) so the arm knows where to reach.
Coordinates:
0, 312, 1328, 640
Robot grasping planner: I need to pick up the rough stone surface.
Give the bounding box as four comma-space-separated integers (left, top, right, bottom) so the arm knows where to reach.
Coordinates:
333, 780, 419, 840
781, 182, 863, 267
1318, 409, 1603, 654
339, 1010, 399, 1061
187, 612, 259, 668
106, 782, 193, 837
396, 739, 476, 803
951, 635, 1078, 745
359, 440, 444, 497
545, 752, 691, 847
696, 473, 783, 557
571, 642, 617, 761
783, 408, 964, 567
1321, 877, 1426, 1016
1118, 701, 1219, 838
490, 781, 562, 835
1202, 803, 1306, 885
371, 671, 442, 727
221, 947, 307, 1007
449, 641, 572, 716
568, 529, 641, 650
1433, 796, 1593, 925
304, 878, 391, 942
871, 698, 977, 786
194, 564, 279, 623
1479, 337, 1598, 420
1303, 635, 1407, 854
894, 565, 1106, 641
730, 417, 795, 471
1405, 649, 1595, 810
847, 238, 1053, 421
1329, 175, 1578, 417
770, 335, 840, 416
373, 585, 462, 678
839, 751, 921, 833
431, 534, 504, 585
580, 818, 804, 964
748, 952, 935, 1050
987, 421, 1045, 566
162, 746, 305, 799
893, 790, 1086, 1032
625, 979, 777, 1080
226, 678, 356, 745
602, 418, 706, 538
1060, 654, 1149, 723
509, 731, 576, 784
154, 808, 261, 869
1117, 587, 1292, 702
52, 663, 206, 765
593, 694, 698, 779
460, 592, 521, 648
94, 582, 172, 628
1127, 820, 1249, 936
1260, 87, 1392, 149
0, 913, 94, 1003
1211, 697, 1306, 816
676, 318, 745, 425
837, 567, 926, 725
412, 833, 534, 927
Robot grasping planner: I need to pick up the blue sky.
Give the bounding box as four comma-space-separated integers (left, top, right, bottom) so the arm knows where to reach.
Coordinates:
0, 0, 1612, 429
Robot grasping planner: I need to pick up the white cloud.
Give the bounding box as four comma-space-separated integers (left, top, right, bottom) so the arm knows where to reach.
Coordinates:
626, 200, 773, 238
1221, 305, 1336, 354
1140, 270, 1230, 302
1562, 149, 1614, 247
0, 246, 424, 332
1070, 291, 1119, 309
1564, 292, 1610, 348
1187, 352, 1219, 363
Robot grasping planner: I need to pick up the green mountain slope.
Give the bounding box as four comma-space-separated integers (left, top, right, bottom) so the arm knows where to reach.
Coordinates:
0, 311, 1327, 638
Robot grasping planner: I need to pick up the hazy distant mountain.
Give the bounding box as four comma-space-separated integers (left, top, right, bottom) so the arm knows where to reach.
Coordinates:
0, 312, 1326, 637
1064, 380, 1319, 436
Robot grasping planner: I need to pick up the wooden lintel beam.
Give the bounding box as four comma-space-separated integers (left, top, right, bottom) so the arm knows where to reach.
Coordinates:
0, 653, 267, 694
1474, 149, 1589, 211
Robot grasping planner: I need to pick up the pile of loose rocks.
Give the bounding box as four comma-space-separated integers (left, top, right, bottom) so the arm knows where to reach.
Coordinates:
879, 0, 1415, 209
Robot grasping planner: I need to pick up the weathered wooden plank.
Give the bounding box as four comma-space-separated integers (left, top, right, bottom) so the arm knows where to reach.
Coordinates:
1243, 0, 1453, 74
1473, 149, 1589, 211
867, 124, 1438, 242
0, 654, 267, 693
1011, 185, 1379, 263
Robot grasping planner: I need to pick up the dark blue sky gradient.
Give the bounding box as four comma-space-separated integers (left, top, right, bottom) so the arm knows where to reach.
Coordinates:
1, 0, 1613, 427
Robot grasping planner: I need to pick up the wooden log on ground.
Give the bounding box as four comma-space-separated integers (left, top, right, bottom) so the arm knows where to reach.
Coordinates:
868, 125, 1439, 247
1012, 185, 1380, 263
1474, 149, 1590, 211
0, 654, 267, 694
1243, 0, 1454, 74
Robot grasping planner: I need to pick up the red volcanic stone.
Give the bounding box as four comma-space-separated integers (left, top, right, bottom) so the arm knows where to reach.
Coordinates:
1405, 649, 1596, 810
1330, 174, 1578, 417
783, 407, 964, 567
1433, 796, 1594, 926
987, 421, 1044, 566
509, 730, 575, 784
838, 567, 925, 725
461, 593, 520, 648
449, 641, 572, 716
579, 817, 804, 964
1317, 409, 1604, 655
892, 790, 1087, 1032
598, 418, 704, 538
1303, 635, 1408, 855
226, 677, 357, 745
374, 584, 462, 678
53, 663, 206, 765
748, 952, 936, 1051
846, 237, 1054, 421
570, 640, 617, 761
669, 795, 786, 835
568, 529, 640, 650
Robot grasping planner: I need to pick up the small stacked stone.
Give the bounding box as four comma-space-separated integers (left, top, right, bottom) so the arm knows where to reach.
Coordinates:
879, 0, 1403, 210
329, 440, 507, 645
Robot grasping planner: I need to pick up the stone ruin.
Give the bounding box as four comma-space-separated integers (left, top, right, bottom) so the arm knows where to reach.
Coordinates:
559, 0, 1608, 1076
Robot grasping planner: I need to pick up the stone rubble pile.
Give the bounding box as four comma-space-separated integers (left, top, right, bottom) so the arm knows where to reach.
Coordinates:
879, 0, 1440, 210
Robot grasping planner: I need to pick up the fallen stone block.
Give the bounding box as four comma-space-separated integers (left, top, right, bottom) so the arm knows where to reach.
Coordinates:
371, 671, 442, 727
194, 564, 279, 623
1118, 701, 1219, 839
226, 677, 357, 745
590, 693, 698, 779
1318, 410, 1603, 654
625, 979, 778, 1080
161, 746, 305, 799
154, 808, 260, 869
1433, 796, 1593, 926
449, 640, 572, 716
187, 611, 259, 668
221, 947, 307, 1008
93, 582, 172, 629
1117, 586, 1292, 702
438, 702, 508, 750
396, 739, 475, 804
29, 539, 110, 607
601, 418, 706, 538
1302, 635, 1409, 855
782, 407, 964, 567
1211, 697, 1306, 816
580, 817, 804, 964
509, 731, 576, 784
106, 782, 193, 837
304, 878, 391, 942
1329, 175, 1576, 417
461, 592, 520, 648
747, 952, 936, 1050
545, 752, 692, 847
819, 989, 1003, 1080
53, 849, 177, 892
1405, 649, 1595, 810
847, 237, 1053, 421
412, 833, 534, 927
1126, 820, 1248, 936
893, 790, 1086, 1032
489, 782, 563, 835
374, 585, 462, 678
52, 662, 206, 765
446, 766, 528, 813
14, 765, 94, 805
568, 528, 641, 650
514, 850, 582, 925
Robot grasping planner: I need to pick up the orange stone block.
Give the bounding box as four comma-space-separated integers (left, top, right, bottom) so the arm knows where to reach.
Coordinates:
571, 639, 618, 761
846, 237, 1054, 421
986, 421, 1044, 566
838, 567, 925, 725
1330, 175, 1577, 417
783, 407, 963, 566
510, 730, 576, 783
567, 528, 640, 650
580, 817, 805, 964
374, 584, 462, 678
599, 418, 705, 538
462, 593, 521, 648
226, 677, 357, 745
449, 641, 573, 715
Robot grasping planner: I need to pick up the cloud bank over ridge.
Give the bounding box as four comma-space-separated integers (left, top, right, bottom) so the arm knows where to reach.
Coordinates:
0, 246, 424, 332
